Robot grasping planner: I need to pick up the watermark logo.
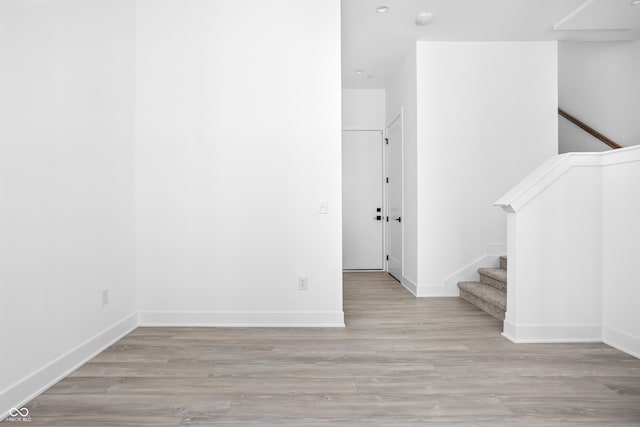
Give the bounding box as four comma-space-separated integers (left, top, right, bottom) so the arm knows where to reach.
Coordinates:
4, 408, 31, 423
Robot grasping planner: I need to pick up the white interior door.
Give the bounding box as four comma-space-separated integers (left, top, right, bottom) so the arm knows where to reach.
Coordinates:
342, 130, 384, 270
387, 115, 403, 281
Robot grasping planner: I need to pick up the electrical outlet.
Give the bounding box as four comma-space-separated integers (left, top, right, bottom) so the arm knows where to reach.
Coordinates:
298, 277, 308, 291
102, 288, 109, 306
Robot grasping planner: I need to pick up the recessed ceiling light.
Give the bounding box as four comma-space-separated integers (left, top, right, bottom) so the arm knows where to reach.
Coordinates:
355, 69, 364, 75
415, 12, 434, 26
632, 0, 640, 5
376, 6, 389, 13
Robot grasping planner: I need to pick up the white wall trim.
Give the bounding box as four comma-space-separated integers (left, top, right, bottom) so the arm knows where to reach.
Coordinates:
0, 313, 138, 420
400, 276, 417, 296
495, 145, 640, 213
603, 326, 640, 359
502, 319, 602, 343
404, 246, 507, 298
442, 251, 504, 296
416, 284, 445, 297
137, 311, 345, 327
402, 277, 447, 298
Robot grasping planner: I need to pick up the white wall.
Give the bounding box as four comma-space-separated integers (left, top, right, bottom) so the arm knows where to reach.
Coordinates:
504, 163, 603, 341
558, 118, 611, 154
415, 42, 558, 295
559, 40, 640, 153
0, 0, 136, 415
135, 0, 344, 326
497, 146, 640, 356
385, 46, 419, 290
342, 89, 385, 130
602, 153, 640, 357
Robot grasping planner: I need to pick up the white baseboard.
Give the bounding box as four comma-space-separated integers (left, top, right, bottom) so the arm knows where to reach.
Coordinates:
0, 314, 137, 420
442, 253, 502, 296
400, 276, 443, 297
416, 284, 445, 297
603, 326, 640, 359
502, 319, 601, 343
400, 275, 446, 297
401, 275, 448, 297
400, 276, 417, 296
137, 311, 345, 327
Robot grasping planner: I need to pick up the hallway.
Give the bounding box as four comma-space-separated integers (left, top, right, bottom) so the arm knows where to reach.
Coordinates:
22, 273, 640, 425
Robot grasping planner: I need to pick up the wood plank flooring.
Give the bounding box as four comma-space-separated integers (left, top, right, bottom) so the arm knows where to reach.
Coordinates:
23, 272, 640, 426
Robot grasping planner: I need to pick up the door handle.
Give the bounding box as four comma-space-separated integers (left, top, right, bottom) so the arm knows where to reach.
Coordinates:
373, 215, 382, 221
393, 216, 402, 222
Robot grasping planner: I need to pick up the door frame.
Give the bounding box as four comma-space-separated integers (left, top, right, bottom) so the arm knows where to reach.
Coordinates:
385, 111, 403, 278
341, 128, 386, 272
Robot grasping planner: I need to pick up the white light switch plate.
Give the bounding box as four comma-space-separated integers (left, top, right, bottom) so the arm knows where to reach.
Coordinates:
319, 200, 328, 214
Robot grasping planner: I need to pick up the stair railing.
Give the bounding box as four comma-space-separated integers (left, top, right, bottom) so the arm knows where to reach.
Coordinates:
558, 108, 622, 150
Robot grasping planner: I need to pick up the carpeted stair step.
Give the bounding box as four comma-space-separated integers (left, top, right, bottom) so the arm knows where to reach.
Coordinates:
500, 255, 507, 270
458, 281, 506, 320
478, 267, 507, 291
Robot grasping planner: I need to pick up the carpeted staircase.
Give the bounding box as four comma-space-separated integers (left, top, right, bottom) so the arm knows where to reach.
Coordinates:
457, 256, 507, 320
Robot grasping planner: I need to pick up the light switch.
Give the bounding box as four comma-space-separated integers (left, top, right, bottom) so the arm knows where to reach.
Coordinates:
319, 199, 328, 214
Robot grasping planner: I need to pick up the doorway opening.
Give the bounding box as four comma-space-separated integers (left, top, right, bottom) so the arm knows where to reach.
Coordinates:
341, 116, 403, 280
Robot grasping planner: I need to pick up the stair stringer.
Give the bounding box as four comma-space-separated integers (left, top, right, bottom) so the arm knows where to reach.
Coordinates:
442, 250, 505, 296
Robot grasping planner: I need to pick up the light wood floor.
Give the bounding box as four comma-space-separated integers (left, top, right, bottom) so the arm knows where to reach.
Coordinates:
25, 272, 640, 426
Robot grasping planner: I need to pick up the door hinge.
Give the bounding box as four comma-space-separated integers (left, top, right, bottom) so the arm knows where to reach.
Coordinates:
385, 138, 389, 145
386, 177, 389, 183
386, 255, 389, 261
386, 216, 389, 222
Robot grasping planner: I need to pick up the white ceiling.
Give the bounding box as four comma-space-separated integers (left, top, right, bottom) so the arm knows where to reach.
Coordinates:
342, 0, 640, 89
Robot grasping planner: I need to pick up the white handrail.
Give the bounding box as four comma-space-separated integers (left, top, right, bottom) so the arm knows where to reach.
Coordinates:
494, 145, 640, 213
